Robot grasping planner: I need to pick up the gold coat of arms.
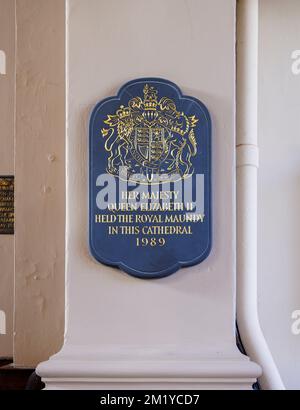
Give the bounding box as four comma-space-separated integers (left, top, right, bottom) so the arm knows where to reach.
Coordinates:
101, 84, 199, 184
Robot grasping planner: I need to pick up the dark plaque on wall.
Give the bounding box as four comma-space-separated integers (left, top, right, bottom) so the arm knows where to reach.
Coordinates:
0, 176, 14, 235
89, 78, 211, 279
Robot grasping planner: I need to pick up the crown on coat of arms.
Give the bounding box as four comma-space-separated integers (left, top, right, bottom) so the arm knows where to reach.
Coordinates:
143, 84, 158, 110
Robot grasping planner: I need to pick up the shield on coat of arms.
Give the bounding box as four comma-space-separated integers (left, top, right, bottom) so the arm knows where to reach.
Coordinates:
134, 127, 166, 165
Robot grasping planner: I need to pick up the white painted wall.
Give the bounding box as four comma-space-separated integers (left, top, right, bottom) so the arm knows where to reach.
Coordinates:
65, 0, 238, 351
258, 0, 300, 390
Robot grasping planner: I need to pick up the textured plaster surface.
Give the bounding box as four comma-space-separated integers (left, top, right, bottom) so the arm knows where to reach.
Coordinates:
14, 0, 65, 367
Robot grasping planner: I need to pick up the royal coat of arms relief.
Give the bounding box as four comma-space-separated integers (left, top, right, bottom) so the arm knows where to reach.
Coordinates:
101, 84, 199, 184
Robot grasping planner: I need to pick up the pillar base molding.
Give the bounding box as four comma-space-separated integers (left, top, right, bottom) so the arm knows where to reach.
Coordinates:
37, 345, 261, 390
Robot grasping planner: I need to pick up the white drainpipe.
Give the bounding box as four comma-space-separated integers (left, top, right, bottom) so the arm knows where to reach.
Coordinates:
236, 0, 285, 390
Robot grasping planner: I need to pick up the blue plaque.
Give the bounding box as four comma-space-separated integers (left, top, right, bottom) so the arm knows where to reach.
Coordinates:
89, 78, 211, 279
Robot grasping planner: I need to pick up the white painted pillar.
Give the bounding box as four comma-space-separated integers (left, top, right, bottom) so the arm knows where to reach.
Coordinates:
236, 0, 285, 390
37, 0, 261, 390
